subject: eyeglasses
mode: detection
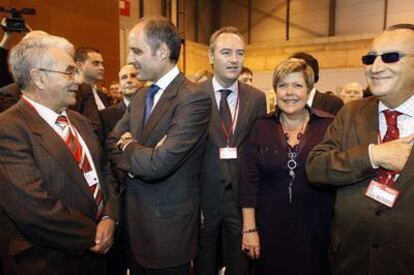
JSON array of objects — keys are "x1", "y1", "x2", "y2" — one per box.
[
  {"x1": 38, "y1": 67, "x2": 79, "y2": 78},
  {"x1": 361, "y1": 52, "x2": 414, "y2": 65}
]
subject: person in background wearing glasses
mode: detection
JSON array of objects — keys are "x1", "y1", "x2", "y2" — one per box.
[
  {"x1": 0, "y1": 35, "x2": 119, "y2": 274},
  {"x1": 306, "y1": 24, "x2": 414, "y2": 274},
  {"x1": 240, "y1": 58, "x2": 335, "y2": 275}
]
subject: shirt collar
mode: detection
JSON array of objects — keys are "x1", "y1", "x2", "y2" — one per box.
[
  {"x1": 22, "y1": 95, "x2": 68, "y2": 127},
  {"x1": 123, "y1": 97, "x2": 131, "y2": 107},
  {"x1": 212, "y1": 76, "x2": 239, "y2": 95},
  {"x1": 153, "y1": 65, "x2": 180, "y2": 91},
  {"x1": 306, "y1": 87, "x2": 317, "y2": 106},
  {"x1": 378, "y1": 93, "x2": 414, "y2": 118}
]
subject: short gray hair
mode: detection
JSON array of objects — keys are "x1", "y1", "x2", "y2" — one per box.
[{"x1": 9, "y1": 35, "x2": 75, "y2": 89}]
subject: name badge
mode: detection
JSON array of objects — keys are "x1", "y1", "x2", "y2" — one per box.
[
  {"x1": 365, "y1": 180, "x2": 399, "y2": 208},
  {"x1": 84, "y1": 170, "x2": 99, "y2": 187},
  {"x1": 219, "y1": 147, "x2": 237, "y2": 159}
]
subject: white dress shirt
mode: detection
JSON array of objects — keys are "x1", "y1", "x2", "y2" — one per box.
[
  {"x1": 151, "y1": 65, "x2": 180, "y2": 111},
  {"x1": 212, "y1": 76, "x2": 240, "y2": 132},
  {"x1": 23, "y1": 95, "x2": 100, "y2": 185}
]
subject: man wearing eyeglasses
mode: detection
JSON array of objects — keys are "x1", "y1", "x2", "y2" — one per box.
[
  {"x1": 306, "y1": 24, "x2": 414, "y2": 274},
  {"x1": 0, "y1": 35, "x2": 118, "y2": 274}
]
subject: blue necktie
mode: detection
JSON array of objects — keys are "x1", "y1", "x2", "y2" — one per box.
[{"x1": 143, "y1": 84, "x2": 160, "y2": 125}]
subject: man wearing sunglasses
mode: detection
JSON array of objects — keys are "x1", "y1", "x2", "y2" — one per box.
[{"x1": 306, "y1": 24, "x2": 414, "y2": 274}]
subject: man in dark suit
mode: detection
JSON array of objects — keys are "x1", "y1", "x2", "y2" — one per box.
[
  {"x1": 195, "y1": 27, "x2": 266, "y2": 275},
  {"x1": 0, "y1": 35, "x2": 118, "y2": 274},
  {"x1": 306, "y1": 24, "x2": 414, "y2": 274},
  {"x1": 101, "y1": 64, "x2": 144, "y2": 138},
  {"x1": 0, "y1": 82, "x2": 20, "y2": 112},
  {"x1": 291, "y1": 52, "x2": 344, "y2": 115},
  {"x1": 75, "y1": 47, "x2": 110, "y2": 110},
  {"x1": 70, "y1": 47, "x2": 110, "y2": 141},
  {"x1": 0, "y1": 27, "x2": 14, "y2": 88},
  {"x1": 106, "y1": 16, "x2": 211, "y2": 275}
]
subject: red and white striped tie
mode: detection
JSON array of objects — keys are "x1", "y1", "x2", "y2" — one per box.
[{"x1": 56, "y1": 115, "x2": 104, "y2": 220}]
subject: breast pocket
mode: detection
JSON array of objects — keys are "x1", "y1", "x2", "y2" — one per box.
[{"x1": 258, "y1": 146, "x2": 279, "y2": 164}]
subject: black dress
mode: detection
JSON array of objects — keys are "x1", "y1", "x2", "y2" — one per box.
[{"x1": 240, "y1": 108, "x2": 335, "y2": 275}]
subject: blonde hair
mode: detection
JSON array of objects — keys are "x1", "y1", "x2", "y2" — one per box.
[{"x1": 272, "y1": 58, "x2": 314, "y2": 92}]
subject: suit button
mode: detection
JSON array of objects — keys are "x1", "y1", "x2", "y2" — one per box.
[
  {"x1": 375, "y1": 209, "x2": 383, "y2": 216},
  {"x1": 225, "y1": 182, "x2": 232, "y2": 190}
]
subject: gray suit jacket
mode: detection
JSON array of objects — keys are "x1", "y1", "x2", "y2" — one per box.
[
  {"x1": 306, "y1": 96, "x2": 414, "y2": 274},
  {"x1": 198, "y1": 80, "x2": 266, "y2": 208},
  {"x1": 0, "y1": 100, "x2": 118, "y2": 274},
  {"x1": 106, "y1": 72, "x2": 211, "y2": 268}
]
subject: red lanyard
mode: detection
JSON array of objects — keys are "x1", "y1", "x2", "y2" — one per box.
[{"x1": 220, "y1": 94, "x2": 239, "y2": 145}]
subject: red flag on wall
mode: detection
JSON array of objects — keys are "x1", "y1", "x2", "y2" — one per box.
[{"x1": 120, "y1": 0, "x2": 130, "y2": 17}]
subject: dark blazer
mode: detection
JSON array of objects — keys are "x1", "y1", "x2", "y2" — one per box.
[
  {"x1": 97, "y1": 89, "x2": 111, "y2": 107},
  {"x1": 0, "y1": 100, "x2": 118, "y2": 274},
  {"x1": 199, "y1": 80, "x2": 267, "y2": 208},
  {"x1": 70, "y1": 83, "x2": 109, "y2": 142},
  {"x1": 101, "y1": 101, "x2": 127, "y2": 138},
  {"x1": 106, "y1": 72, "x2": 211, "y2": 269},
  {"x1": 0, "y1": 82, "x2": 20, "y2": 113},
  {"x1": 312, "y1": 90, "x2": 344, "y2": 115},
  {"x1": 306, "y1": 96, "x2": 414, "y2": 274},
  {"x1": 0, "y1": 47, "x2": 13, "y2": 88}
]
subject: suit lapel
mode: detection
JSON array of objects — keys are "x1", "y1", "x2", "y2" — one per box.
[
  {"x1": 354, "y1": 97, "x2": 379, "y2": 146},
  {"x1": 139, "y1": 74, "x2": 183, "y2": 142},
  {"x1": 233, "y1": 83, "x2": 253, "y2": 147},
  {"x1": 312, "y1": 91, "x2": 323, "y2": 109},
  {"x1": 129, "y1": 91, "x2": 146, "y2": 140},
  {"x1": 206, "y1": 80, "x2": 227, "y2": 146},
  {"x1": 18, "y1": 101, "x2": 95, "y2": 204}
]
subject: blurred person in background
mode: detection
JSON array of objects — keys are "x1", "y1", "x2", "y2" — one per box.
[
  {"x1": 192, "y1": 69, "x2": 213, "y2": 84},
  {"x1": 108, "y1": 81, "x2": 122, "y2": 105},
  {"x1": 340, "y1": 82, "x2": 364, "y2": 104},
  {"x1": 238, "y1": 66, "x2": 253, "y2": 86}
]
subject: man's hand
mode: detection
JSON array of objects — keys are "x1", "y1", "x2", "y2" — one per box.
[
  {"x1": 89, "y1": 218, "x2": 116, "y2": 254},
  {"x1": 0, "y1": 18, "x2": 12, "y2": 49},
  {"x1": 371, "y1": 134, "x2": 414, "y2": 171},
  {"x1": 116, "y1": 132, "x2": 134, "y2": 151}
]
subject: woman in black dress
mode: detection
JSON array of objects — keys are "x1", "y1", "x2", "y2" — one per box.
[{"x1": 240, "y1": 58, "x2": 335, "y2": 275}]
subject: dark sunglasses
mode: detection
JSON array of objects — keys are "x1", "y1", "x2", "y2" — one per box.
[{"x1": 361, "y1": 52, "x2": 414, "y2": 65}]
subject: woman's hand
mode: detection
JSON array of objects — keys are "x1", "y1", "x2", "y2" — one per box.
[{"x1": 242, "y1": 231, "x2": 260, "y2": 259}]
